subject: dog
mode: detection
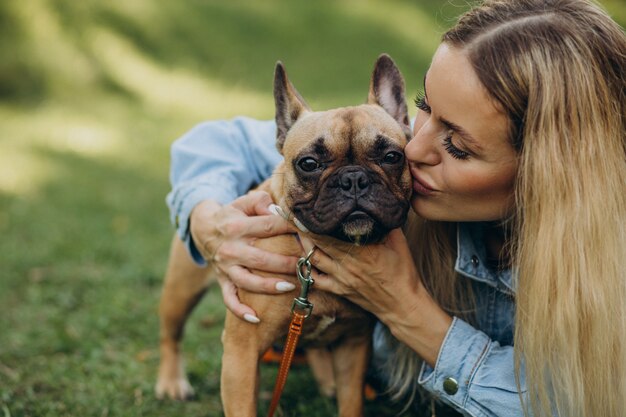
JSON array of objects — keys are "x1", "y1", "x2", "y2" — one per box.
[{"x1": 156, "y1": 54, "x2": 413, "y2": 417}]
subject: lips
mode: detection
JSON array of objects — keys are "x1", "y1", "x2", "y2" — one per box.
[{"x1": 411, "y1": 172, "x2": 436, "y2": 196}]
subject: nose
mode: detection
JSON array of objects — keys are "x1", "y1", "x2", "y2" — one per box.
[
  {"x1": 406, "y1": 118, "x2": 441, "y2": 166},
  {"x1": 339, "y1": 169, "x2": 370, "y2": 193}
]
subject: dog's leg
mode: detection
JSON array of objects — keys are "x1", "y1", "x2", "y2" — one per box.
[
  {"x1": 156, "y1": 234, "x2": 213, "y2": 400},
  {"x1": 220, "y1": 310, "x2": 276, "y2": 417},
  {"x1": 307, "y1": 347, "x2": 336, "y2": 397},
  {"x1": 332, "y1": 336, "x2": 371, "y2": 417}
]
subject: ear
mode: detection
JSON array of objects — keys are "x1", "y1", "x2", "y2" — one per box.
[
  {"x1": 274, "y1": 62, "x2": 311, "y2": 153},
  {"x1": 367, "y1": 54, "x2": 412, "y2": 140}
]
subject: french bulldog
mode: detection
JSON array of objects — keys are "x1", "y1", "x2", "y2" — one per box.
[{"x1": 156, "y1": 54, "x2": 413, "y2": 417}]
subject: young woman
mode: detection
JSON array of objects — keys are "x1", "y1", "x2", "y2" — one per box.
[{"x1": 165, "y1": 1, "x2": 626, "y2": 415}]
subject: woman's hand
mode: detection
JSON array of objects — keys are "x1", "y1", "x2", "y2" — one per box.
[
  {"x1": 300, "y1": 229, "x2": 452, "y2": 365},
  {"x1": 190, "y1": 191, "x2": 299, "y2": 321},
  {"x1": 299, "y1": 229, "x2": 421, "y2": 320}
]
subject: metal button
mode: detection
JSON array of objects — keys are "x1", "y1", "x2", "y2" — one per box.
[
  {"x1": 443, "y1": 377, "x2": 459, "y2": 395},
  {"x1": 470, "y1": 255, "x2": 479, "y2": 267}
]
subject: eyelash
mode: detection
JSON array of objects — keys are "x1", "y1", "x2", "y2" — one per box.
[
  {"x1": 414, "y1": 91, "x2": 470, "y2": 161},
  {"x1": 443, "y1": 134, "x2": 470, "y2": 160},
  {"x1": 414, "y1": 91, "x2": 430, "y2": 113}
]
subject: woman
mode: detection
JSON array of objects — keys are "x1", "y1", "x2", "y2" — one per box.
[{"x1": 166, "y1": 1, "x2": 626, "y2": 415}]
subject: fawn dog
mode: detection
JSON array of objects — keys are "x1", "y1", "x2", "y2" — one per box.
[{"x1": 157, "y1": 54, "x2": 412, "y2": 416}]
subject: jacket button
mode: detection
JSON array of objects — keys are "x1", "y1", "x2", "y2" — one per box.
[
  {"x1": 443, "y1": 377, "x2": 459, "y2": 395},
  {"x1": 470, "y1": 255, "x2": 479, "y2": 267},
  {"x1": 175, "y1": 215, "x2": 180, "y2": 228}
]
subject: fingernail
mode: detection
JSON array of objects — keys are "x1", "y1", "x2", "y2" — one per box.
[
  {"x1": 268, "y1": 204, "x2": 289, "y2": 220},
  {"x1": 275, "y1": 281, "x2": 296, "y2": 292},
  {"x1": 293, "y1": 217, "x2": 309, "y2": 233},
  {"x1": 268, "y1": 204, "x2": 280, "y2": 215},
  {"x1": 243, "y1": 313, "x2": 260, "y2": 324}
]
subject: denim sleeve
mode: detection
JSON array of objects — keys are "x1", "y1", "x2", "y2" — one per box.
[
  {"x1": 165, "y1": 117, "x2": 282, "y2": 264},
  {"x1": 418, "y1": 318, "x2": 527, "y2": 417}
]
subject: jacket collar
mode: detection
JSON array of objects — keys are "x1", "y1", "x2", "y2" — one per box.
[{"x1": 454, "y1": 222, "x2": 516, "y2": 295}]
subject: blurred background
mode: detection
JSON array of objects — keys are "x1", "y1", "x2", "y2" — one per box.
[{"x1": 1, "y1": 1, "x2": 624, "y2": 416}]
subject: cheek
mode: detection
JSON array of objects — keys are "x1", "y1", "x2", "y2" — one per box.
[{"x1": 443, "y1": 163, "x2": 516, "y2": 199}]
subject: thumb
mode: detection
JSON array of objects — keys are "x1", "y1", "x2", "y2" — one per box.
[{"x1": 385, "y1": 228, "x2": 411, "y2": 253}]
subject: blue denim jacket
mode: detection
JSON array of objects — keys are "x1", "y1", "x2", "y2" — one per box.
[{"x1": 166, "y1": 118, "x2": 527, "y2": 417}]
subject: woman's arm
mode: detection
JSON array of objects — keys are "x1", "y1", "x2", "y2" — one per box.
[
  {"x1": 417, "y1": 318, "x2": 526, "y2": 417},
  {"x1": 166, "y1": 116, "x2": 282, "y2": 261},
  {"x1": 166, "y1": 117, "x2": 299, "y2": 318}
]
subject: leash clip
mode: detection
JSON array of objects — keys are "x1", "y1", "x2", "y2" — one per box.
[{"x1": 291, "y1": 247, "x2": 316, "y2": 318}]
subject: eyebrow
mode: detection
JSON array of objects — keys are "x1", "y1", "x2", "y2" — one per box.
[
  {"x1": 423, "y1": 73, "x2": 484, "y2": 153},
  {"x1": 440, "y1": 118, "x2": 483, "y2": 152}
]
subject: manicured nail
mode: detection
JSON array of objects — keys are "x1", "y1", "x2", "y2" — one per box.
[
  {"x1": 243, "y1": 314, "x2": 260, "y2": 324},
  {"x1": 275, "y1": 281, "x2": 296, "y2": 292},
  {"x1": 268, "y1": 204, "x2": 280, "y2": 215},
  {"x1": 293, "y1": 217, "x2": 309, "y2": 233},
  {"x1": 268, "y1": 204, "x2": 289, "y2": 220}
]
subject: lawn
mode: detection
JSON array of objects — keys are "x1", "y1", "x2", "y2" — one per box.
[{"x1": 1, "y1": 1, "x2": 624, "y2": 416}]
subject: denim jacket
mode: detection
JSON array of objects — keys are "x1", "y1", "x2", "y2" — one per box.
[{"x1": 166, "y1": 118, "x2": 527, "y2": 417}]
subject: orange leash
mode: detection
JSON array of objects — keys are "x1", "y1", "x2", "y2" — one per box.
[
  {"x1": 266, "y1": 311, "x2": 306, "y2": 417},
  {"x1": 266, "y1": 247, "x2": 316, "y2": 417}
]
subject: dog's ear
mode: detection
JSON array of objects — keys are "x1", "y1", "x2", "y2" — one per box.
[
  {"x1": 367, "y1": 54, "x2": 412, "y2": 140},
  {"x1": 274, "y1": 62, "x2": 311, "y2": 153}
]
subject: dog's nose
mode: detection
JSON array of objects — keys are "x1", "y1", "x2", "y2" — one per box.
[{"x1": 340, "y1": 170, "x2": 370, "y2": 192}]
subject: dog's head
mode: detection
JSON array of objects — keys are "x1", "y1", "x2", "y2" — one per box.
[{"x1": 271, "y1": 55, "x2": 413, "y2": 244}]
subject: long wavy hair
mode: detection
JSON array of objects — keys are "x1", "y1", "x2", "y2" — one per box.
[{"x1": 394, "y1": 1, "x2": 626, "y2": 416}]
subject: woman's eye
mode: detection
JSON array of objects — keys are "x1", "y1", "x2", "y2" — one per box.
[
  {"x1": 298, "y1": 157, "x2": 320, "y2": 172},
  {"x1": 443, "y1": 134, "x2": 470, "y2": 160},
  {"x1": 414, "y1": 91, "x2": 431, "y2": 113},
  {"x1": 382, "y1": 151, "x2": 403, "y2": 164}
]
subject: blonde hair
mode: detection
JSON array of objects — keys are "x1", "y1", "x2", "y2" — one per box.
[{"x1": 396, "y1": 1, "x2": 626, "y2": 416}]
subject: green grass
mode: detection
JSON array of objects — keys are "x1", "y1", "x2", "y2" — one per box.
[{"x1": 0, "y1": 1, "x2": 624, "y2": 416}]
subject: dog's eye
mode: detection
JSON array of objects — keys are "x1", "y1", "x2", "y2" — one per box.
[
  {"x1": 298, "y1": 157, "x2": 320, "y2": 172},
  {"x1": 382, "y1": 151, "x2": 403, "y2": 164}
]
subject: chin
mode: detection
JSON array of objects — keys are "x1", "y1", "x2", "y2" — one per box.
[
  {"x1": 329, "y1": 220, "x2": 389, "y2": 245},
  {"x1": 411, "y1": 197, "x2": 456, "y2": 222},
  {"x1": 410, "y1": 196, "x2": 437, "y2": 220},
  {"x1": 411, "y1": 197, "x2": 513, "y2": 223}
]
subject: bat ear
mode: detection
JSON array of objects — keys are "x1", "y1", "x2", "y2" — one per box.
[
  {"x1": 274, "y1": 62, "x2": 311, "y2": 154},
  {"x1": 367, "y1": 54, "x2": 411, "y2": 140}
]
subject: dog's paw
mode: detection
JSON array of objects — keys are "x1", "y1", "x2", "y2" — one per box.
[{"x1": 155, "y1": 376, "x2": 195, "y2": 400}]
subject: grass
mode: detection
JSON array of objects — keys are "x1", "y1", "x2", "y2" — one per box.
[{"x1": 0, "y1": 1, "x2": 624, "y2": 416}]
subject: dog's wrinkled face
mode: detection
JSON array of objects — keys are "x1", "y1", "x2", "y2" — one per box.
[
  {"x1": 283, "y1": 107, "x2": 411, "y2": 243},
  {"x1": 273, "y1": 55, "x2": 413, "y2": 244}
]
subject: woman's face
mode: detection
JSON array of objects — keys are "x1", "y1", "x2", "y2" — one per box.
[{"x1": 407, "y1": 43, "x2": 518, "y2": 222}]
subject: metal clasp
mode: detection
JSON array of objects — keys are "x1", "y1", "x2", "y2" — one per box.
[{"x1": 291, "y1": 247, "x2": 316, "y2": 317}]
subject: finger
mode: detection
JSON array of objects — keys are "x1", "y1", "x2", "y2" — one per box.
[
  {"x1": 309, "y1": 269, "x2": 344, "y2": 296},
  {"x1": 240, "y1": 246, "x2": 299, "y2": 274},
  {"x1": 231, "y1": 191, "x2": 273, "y2": 216},
  {"x1": 298, "y1": 234, "x2": 340, "y2": 275},
  {"x1": 385, "y1": 228, "x2": 410, "y2": 249},
  {"x1": 226, "y1": 265, "x2": 297, "y2": 294},
  {"x1": 217, "y1": 277, "x2": 260, "y2": 323},
  {"x1": 239, "y1": 214, "x2": 298, "y2": 237},
  {"x1": 216, "y1": 241, "x2": 298, "y2": 274}
]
